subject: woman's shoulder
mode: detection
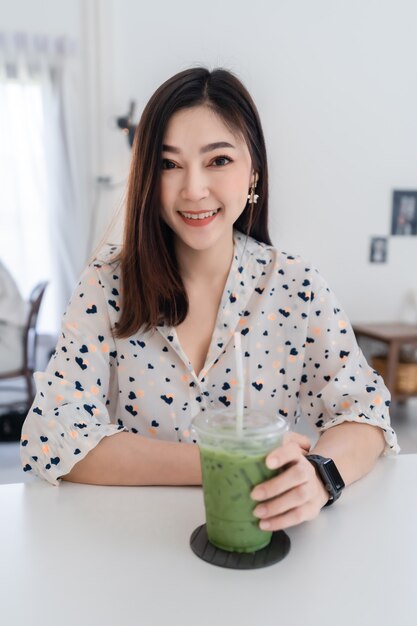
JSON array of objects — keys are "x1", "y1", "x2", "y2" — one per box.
[
  {"x1": 238, "y1": 232, "x2": 324, "y2": 285},
  {"x1": 73, "y1": 244, "x2": 122, "y2": 293},
  {"x1": 91, "y1": 243, "x2": 122, "y2": 268},
  {"x1": 67, "y1": 244, "x2": 123, "y2": 312}
]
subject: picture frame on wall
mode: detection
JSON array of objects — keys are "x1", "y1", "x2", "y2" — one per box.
[
  {"x1": 391, "y1": 190, "x2": 417, "y2": 235},
  {"x1": 369, "y1": 237, "x2": 388, "y2": 263}
]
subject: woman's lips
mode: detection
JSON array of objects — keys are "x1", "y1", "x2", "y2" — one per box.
[{"x1": 178, "y1": 209, "x2": 220, "y2": 228}]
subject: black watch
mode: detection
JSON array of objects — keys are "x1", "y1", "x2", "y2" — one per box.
[{"x1": 306, "y1": 454, "x2": 345, "y2": 507}]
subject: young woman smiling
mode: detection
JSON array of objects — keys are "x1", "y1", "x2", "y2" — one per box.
[{"x1": 21, "y1": 67, "x2": 399, "y2": 532}]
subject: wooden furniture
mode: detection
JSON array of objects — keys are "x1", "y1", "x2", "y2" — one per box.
[
  {"x1": 353, "y1": 322, "x2": 417, "y2": 402},
  {"x1": 0, "y1": 456, "x2": 416, "y2": 626},
  {"x1": 0, "y1": 281, "x2": 48, "y2": 413}
]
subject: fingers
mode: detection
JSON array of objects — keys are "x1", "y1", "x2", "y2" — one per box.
[
  {"x1": 252, "y1": 462, "x2": 325, "y2": 531},
  {"x1": 251, "y1": 455, "x2": 315, "y2": 502},
  {"x1": 257, "y1": 502, "x2": 320, "y2": 531},
  {"x1": 263, "y1": 438, "x2": 310, "y2": 474},
  {"x1": 249, "y1": 433, "x2": 326, "y2": 531},
  {"x1": 282, "y1": 431, "x2": 311, "y2": 453},
  {"x1": 253, "y1": 475, "x2": 312, "y2": 517}
]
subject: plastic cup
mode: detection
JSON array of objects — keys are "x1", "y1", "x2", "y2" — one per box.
[{"x1": 192, "y1": 409, "x2": 288, "y2": 553}]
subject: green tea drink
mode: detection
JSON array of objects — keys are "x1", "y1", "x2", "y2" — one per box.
[
  {"x1": 200, "y1": 446, "x2": 276, "y2": 552},
  {"x1": 192, "y1": 411, "x2": 288, "y2": 553}
]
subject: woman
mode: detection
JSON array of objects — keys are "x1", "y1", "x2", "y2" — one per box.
[{"x1": 21, "y1": 67, "x2": 399, "y2": 532}]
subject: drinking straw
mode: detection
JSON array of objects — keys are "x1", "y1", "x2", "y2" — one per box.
[{"x1": 234, "y1": 331, "x2": 244, "y2": 437}]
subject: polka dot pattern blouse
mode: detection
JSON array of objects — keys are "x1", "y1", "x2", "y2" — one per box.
[{"x1": 20, "y1": 231, "x2": 399, "y2": 485}]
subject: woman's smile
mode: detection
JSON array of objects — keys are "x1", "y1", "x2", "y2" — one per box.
[{"x1": 177, "y1": 208, "x2": 221, "y2": 227}]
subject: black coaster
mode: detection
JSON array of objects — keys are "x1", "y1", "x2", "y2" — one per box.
[{"x1": 190, "y1": 524, "x2": 290, "y2": 569}]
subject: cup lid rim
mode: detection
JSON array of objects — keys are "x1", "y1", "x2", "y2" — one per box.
[{"x1": 192, "y1": 410, "x2": 289, "y2": 440}]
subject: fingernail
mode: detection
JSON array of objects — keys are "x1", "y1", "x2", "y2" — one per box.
[
  {"x1": 253, "y1": 505, "x2": 267, "y2": 518},
  {"x1": 260, "y1": 520, "x2": 271, "y2": 530},
  {"x1": 266, "y1": 457, "x2": 279, "y2": 469},
  {"x1": 251, "y1": 488, "x2": 265, "y2": 501}
]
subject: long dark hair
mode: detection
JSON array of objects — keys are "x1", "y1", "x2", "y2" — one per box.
[{"x1": 115, "y1": 67, "x2": 271, "y2": 337}]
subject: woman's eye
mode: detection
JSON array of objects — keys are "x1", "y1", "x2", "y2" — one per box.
[
  {"x1": 212, "y1": 156, "x2": 232, "y2": 167},
  {"x1": 161, "y1": 159, "x2": 177, "y2": 170},
  {"x1": 161, "y1": 156, "x2": 232, "y2": 169}
]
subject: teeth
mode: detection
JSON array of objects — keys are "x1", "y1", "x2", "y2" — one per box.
[{"x1": 180, "y1": 209, "x2": 219, "y2": 220}]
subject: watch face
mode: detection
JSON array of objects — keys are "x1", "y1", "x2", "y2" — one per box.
[
  {"x1": 323, "y1": 458, "x2": 345, "y2": 493},
  {"x1": 306, "y1": 454, "x2": 345, "y2": 505}
]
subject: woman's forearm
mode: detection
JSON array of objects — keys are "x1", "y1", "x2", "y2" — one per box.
[
  {"x1": 61, "y1": 421, "x2": 385, "y2": 488},
  {"x1": 61, "y1": 432, "x2": 202, "y2": 486},
  {"x1": 311, "y1": 421, "x2": 386, "y2": 486}
]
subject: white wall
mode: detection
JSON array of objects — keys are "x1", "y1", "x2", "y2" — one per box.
[
  {"x1": 91, "y1": 0, "x2": 417, "y2": 324},
  {"x1": 0, "y1": 0, "x2": 80, "y2": 32},
  {"x1": 2, "y1": 0, "x2": 417, "y2": 323}
]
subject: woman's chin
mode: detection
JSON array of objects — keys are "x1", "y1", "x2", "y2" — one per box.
[{"x1": 173, "y1": 223, "x2": 233, "y2": 253}]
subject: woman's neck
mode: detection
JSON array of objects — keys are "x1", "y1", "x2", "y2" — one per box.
[{"x1": 175, "y1": 230, "x2": 234, "y2": 287}]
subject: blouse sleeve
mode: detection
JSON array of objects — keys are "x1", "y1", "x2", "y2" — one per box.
[
  {"x1": 20, "y1": 260, "x2": 126, "y2": 485},
  {"x1": 299, "y1": 279, "x2": 400, "y2": 455}
]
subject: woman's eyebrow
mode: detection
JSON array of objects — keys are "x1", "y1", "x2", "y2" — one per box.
[{"x1": 161, "y1": 141, "x2": 236, "y2": 154}]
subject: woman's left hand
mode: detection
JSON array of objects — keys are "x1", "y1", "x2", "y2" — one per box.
[{"x1": 251, "y1": 432, "x2": 330, "y2": 531}]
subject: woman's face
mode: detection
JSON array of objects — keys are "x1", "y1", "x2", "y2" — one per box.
[{"x1": 160, "y1": 105, "x2": 255, "y2": 252}]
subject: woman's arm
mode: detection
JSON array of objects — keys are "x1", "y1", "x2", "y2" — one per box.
[
  {"x1": 20, "y1": 257, "x2": 125, "y2": 485},
  {"x1": 251, "y1": 422, "x2": 385, "y2": 531},
  {"x1": 62, "y1": 431, "x2": 202, "y2": 486},
  {"x1": 249, "y1": 271, "x2": 398, "y2": 530},
  {"x1": 311, "y1": 421, "x2": 385, "y2": 485}
]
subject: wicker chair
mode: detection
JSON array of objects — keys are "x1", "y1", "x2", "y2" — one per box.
[{"x1": 0, "y1": 281, "x2": 48, "y2": 414}]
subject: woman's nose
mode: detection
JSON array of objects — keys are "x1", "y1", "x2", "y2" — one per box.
[{"x1": 180, "y1": 167, "x2": 209, "y2": 201}]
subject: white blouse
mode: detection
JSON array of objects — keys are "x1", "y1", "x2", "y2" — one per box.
[{"x1": 20, "y1": 231, "x2": 399, "y2": 484}]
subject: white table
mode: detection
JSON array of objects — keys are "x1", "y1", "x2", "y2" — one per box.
[{"x1": 1, "y1": 455, "x2": 416, "y2": 626}]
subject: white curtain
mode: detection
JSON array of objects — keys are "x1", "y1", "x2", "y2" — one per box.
[{"x1": 0, "y1": 32, "x2": 91, "y2": 333}]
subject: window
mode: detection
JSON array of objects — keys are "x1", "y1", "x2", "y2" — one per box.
[
  {"x1": 0, "y1": 76, "x2": 54, "y2": 332},
  {"x1": 1, "y1": 33, "x2": 91, "y2": 336}
]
